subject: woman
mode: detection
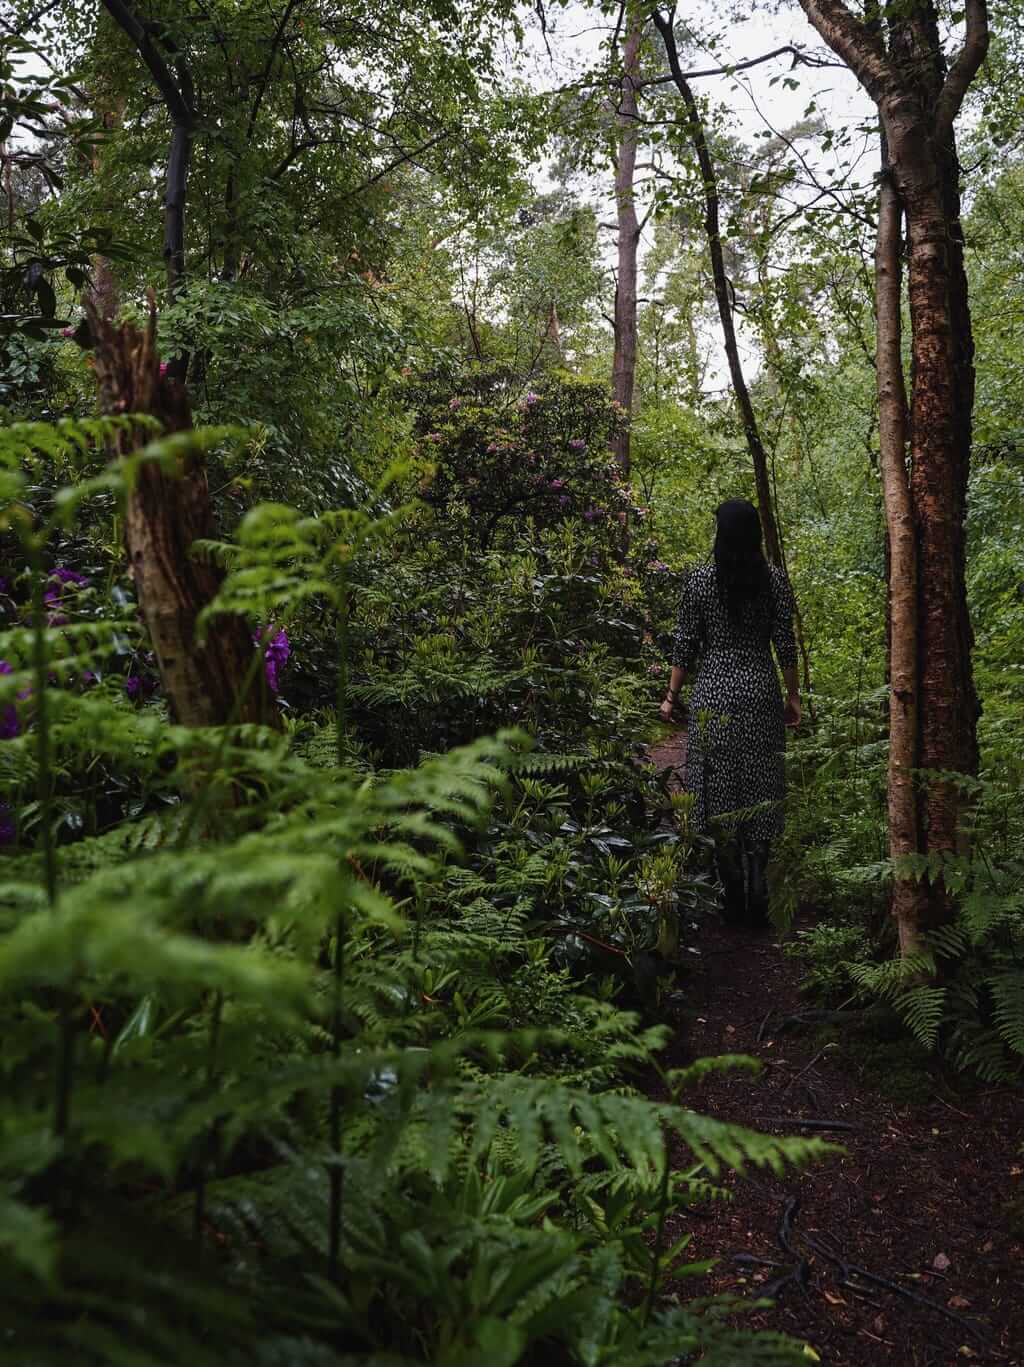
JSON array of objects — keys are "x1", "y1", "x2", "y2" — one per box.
[{"x1": 660, "y1": 499, "x2": 800, "y2": 927}]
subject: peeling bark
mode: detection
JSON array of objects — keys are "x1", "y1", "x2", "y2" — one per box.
[
  {"x1": 875, "y1": 141, "x2": 923, "y2": 955},
  {"x1": 798, "y1": 0, "x2": 986, "y2": 946}
]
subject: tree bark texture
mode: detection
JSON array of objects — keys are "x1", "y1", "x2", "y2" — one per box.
[
  {"x1": 610, "y1": 22, "x2": 642, "y2": 478},
  {"x1": 798, "y1": 0, "x2": 986, "y2": 942},
  {"x1": 653, "y1": 9, "x2": 783, "y2": 566},
  {"x1": 875, "y1": 139, "x2": 924, "y2": 955},
  {"x1": 87, "y1": 299, "x2": 270, "y2": 729}
]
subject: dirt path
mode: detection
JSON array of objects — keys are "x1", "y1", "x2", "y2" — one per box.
[{"x1": 648, "y1": 729, "x2": 1023, "y2": 1367}]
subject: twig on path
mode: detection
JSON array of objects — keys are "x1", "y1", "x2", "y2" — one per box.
[
  {"x1": 757, "y1": 1116, "x2": 859, "y2": 1132},
  {"x1": 774, "y1": 1008, "x2": 863, "y2": 1033},
  {"x1": 777, "y1": 1042, "x2": 837, "y2": 1100},
  {"x1": 756, "y1": 1008, "x2": 774, "y2": 1042}
]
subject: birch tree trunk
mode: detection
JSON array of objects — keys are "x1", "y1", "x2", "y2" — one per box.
[
  {"x1": 610, "y1": 21, "x2": 642, "y2": 478},
  {"x1": 797, "y1": 0, "x2": 987, "y2": 948}
]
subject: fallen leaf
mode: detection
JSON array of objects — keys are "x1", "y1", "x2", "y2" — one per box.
[
  {"x1": 823, "y1": 1291, "x2": 846, "y2": 1306},
  {"x1": 725, "y1": 1024, "x2": 736, "y2": 1034},
  {"x1": 948, "y1": 1295, "x2": 971, "y2": 1309},
  {"x1": 873, "y1": 1316, "x2": 885, "y2": 1335},
  {"x1": 933, "y1": 1252, "x2": 951, "y2": 1271},
  {"x1": 981, "y1": 1240, "x2": 994, "y2": 1253}
]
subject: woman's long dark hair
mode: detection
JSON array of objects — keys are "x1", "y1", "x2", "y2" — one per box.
[{"x1": 713, "y1": 499, "x2": 769, "y2": 617}]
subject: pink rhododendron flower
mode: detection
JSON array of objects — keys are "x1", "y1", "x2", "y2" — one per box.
[
  {"x1": 449, "y1": 397, "x2": 462, "y2": 410},
  {"x1": 159, "y1": 362, "x2": 170, "y2": 376}
]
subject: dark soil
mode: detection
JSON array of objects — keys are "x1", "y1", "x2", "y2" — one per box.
[{"x1": 647, "y1": 728, "x2": 1024, "y2": 1367}]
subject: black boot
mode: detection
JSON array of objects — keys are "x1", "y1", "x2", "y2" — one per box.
[
  {"x1": 745, "y1": 841, "x2": 771, "y2": 929},
  {"x1": 717, "y1": 840, "x2": 747, "y2": 927}
]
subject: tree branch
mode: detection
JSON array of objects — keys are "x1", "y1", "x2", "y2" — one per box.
[
  {"x1": 935, "y1": 0, "x2": 989, "y2": 136},
  {"x1": 639, "y1": 43, "x2": 843, "y2": 89},
  {"x1": 99, "y1": 0, "x2": 193, "y2": 128},
  {"x1": 794, "y1": 0, "x2": 894, "y2": 103}
]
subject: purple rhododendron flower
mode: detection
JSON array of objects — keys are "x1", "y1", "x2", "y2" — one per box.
[
  {"x1": 583, "y1": 507, "x2": 600, "y2": 522},
  {"x1": 61, "y1": 326, "x2": 75, "y2": 339},
  {"x1": 125, "y1": 676, "x2": 142, "y2": 699},
  {"x1": 254, "y1": 627, "x2": 290, "y2": 694},
  {"x1": 50, "y1": 567, "x2": 90, "y2": 588},
  {"x1": 558, "y1": 495, "x2": 570, "y2": 509},
  {"x1": 569, "y1": 438, "x2": 586, "y2": 451},
  {"x1": 0, "y1": 577, "x2": 11, "y2": 596},
  {"x1": 548, "y1": 479, "x2": 565, "y2": 491},
  {"x1": 159, "y1": 361, "x2": 169, "y2": 376},
  {"x1": 43, "y1": 588, "x2": 68, "y2": 627},
  {"x1": 647, "y1": 559, "x2": 670, "y2": 573},
  {"x1": 525, "y1": 392, "x2": 539, "y2": 405},
  {"x1": 0, "y1": 805, "x2": 14, "y2": 845},
  {"x1": 0, "y1": 662, "x2": 17, "y2": 739},
  {"x1": 449, "y1": 397, "x2": 462, "y2": 410}
]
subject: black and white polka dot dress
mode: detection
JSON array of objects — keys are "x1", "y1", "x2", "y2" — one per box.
[{"x1": 670, "y1": 562, "x2": 797, "y2": 842}]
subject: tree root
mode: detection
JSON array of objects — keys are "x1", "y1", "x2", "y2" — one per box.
[{"x1": 739, "y1": 1194, "x2": 995, "y2": 1351}]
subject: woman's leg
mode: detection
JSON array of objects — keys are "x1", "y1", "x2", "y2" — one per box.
[
  {"x1": 745, "y1": 839, "x2": 771, "y2": 928},
  {"x1": 716, "y1": 837, "x2": 747, "y2": 926}
]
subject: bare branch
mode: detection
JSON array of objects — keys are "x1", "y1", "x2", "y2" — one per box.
[
  {"x1": 639, "y1": 44, "x2": 843, "y2": 89},
  {"x1": 936, "y1": 0, "x2": 989, "y2": 136}
]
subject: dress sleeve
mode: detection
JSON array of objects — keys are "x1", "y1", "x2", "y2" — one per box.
[
  {"x1": 670, "y1": 569, "x2": 704, "y2": 670},
  {"x1": 770, "y1": 569, "x2": 798, "y2": 669}
]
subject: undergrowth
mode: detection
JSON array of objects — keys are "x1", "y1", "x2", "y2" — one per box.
[{"x1": 0, "y1": 409, "x2": 829, "y2": 1364}]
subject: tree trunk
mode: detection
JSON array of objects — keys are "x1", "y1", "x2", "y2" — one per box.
[
  {"x1": 899, "y1": 161, "x2": 979, "y2": 907},
  {"x1": 100, "y1": 0, "x2": 194, "y2": 311},
  {"x1": 653, "y1": 10, "x2": 783, "y2": 565},
  {"x1": 610, "y1": 22, "x2": 642, "y2": 478},
  {"x1": 87, "y1": 299, "x2": 270, "y2": 729},
  {"x1": 874, "y1": 138, "x2": 923, "y2": 954},
  {"x1": 797, "y1": 0, "x2": 987, "y2": 947}
]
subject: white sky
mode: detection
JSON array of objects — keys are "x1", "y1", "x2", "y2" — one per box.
[{"x1": 508, "y1": 3, "x2": 877, "y2": 387}]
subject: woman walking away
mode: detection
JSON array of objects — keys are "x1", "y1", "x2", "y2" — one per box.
[{"x1": 660, "y1": 499, "x2": 800, "y2": 928}]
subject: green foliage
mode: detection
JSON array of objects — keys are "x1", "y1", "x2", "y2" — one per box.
[
  {"x1": 783, "y1": 922, "x2": 872, "y2": 1005},
  {"x1": 0, "y1": 415, "x2": 828, "y2": 1363}
]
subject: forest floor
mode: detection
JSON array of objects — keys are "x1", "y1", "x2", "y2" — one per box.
[{"x1": 646, "y1": 728, "x2": 1024, "y2": 1367}]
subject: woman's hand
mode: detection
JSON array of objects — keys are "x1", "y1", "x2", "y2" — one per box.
[
  {"x1": 784, "y1": 694, "x2": 801, "y2": 729},
  {"x1": 659, "y1": 697, "x2": 675, "y2": 723}
]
